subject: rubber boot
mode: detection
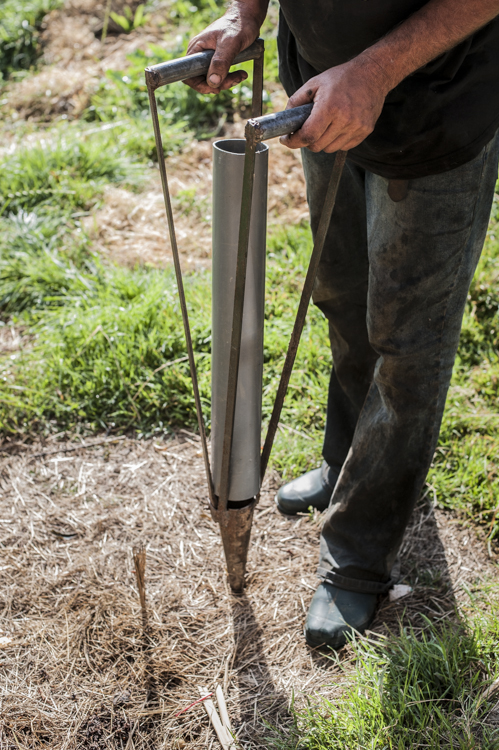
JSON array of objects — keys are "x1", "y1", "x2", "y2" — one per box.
[
  {"x1": 275, "y1": 461, "x2": 339, "y2": 515},
  {"x1": 305, "y1": 581, "x2": 378, "y2": 650}
]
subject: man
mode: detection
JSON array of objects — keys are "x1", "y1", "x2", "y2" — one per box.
[{"x1": 185, "y1": 0, "x2": 499, "y2": 649}]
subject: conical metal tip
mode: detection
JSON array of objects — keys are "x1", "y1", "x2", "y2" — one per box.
[{"x1": 211, "y1": 499, "x2": 256, "y2": 593}]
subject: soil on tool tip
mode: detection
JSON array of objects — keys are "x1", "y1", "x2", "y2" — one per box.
[{"x1": 0, "y1": 434, "x2": 495, "y2": 749}]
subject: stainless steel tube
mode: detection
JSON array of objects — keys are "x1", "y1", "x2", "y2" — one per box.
[{"x1": 212, "y1": 139, "x2": 268, "y2": 502}]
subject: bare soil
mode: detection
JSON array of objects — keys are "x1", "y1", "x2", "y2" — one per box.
[{"x1": 0, "y1": 434, "x2": 496, "y2": 749}]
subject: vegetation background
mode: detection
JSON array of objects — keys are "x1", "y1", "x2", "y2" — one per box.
[{"x1": 1, "y1": 0, "x2": 499, "y2": 747}]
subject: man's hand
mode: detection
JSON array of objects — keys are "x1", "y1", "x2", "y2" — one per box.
[
  {"x1": 280, "y1": 59, "x2": 391, "y2": 153},
  {"x1": 281, "y1": 0, "x2": 499, "y2": 153},
  {"x1": 184, "y1": 1, "x2": 268, "y2": 95}
]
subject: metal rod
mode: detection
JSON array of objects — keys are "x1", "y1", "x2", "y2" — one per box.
[
  {"x1": 246, "y1": 103, "x2": 313, "y2": 142},
  {"x1": 260, "y1": 150, "x2": 347, "y2": 482},
  {"x1": 146, "y1": 82, "x2": 215, "y2": 505},
  {"x1": 145, "y1": 38, "x2": 264, "y2": 90},
  {"x1": 217, "y1": 137, "x2": 257, "y2": 516},
  {"x1": 251, "y1": 52, "x2": 264, "y2": 118}
]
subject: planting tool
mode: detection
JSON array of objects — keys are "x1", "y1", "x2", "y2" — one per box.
[{"x1": 145, "y1": 40, "x2": 346, "y2": 593}]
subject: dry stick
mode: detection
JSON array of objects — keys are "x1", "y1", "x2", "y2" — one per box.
[
  {"x1": 197, "y1": 687, "x2": 232, "y2": 750},
  {"x1": 215, "y1": 684, "x2": 232, "y2": 734},
  {"x1": 133, "y1": 546, "x2": 147, "y2": 619}
]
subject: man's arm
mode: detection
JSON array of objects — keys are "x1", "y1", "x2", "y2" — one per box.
[
  {"x1": 183, "y1": 0, "x2": 269, "y2": 94},
  {"x1": 283, "y1": 0, "x2": 499, "y2": 152}
]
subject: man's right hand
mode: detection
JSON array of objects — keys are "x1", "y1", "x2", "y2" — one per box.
[{"x1": 184, "y1": 1, "x2": 268, "y2": 95}]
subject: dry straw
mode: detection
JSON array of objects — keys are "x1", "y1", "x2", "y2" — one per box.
[{"x1": 0, "y1": 431, "x2": 494, "y2": 749}]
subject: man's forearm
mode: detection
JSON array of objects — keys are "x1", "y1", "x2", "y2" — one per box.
[
  {"x1": 229, "y1": 0, "x2": 269, "y2": 29},
  {"x1": 359, "y1": 0, "x2": 499, "y2": 92}
]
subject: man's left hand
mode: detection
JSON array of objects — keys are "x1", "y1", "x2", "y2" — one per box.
[{"x1": 280, "y1": 58, "x2": 392, "y2": 153}]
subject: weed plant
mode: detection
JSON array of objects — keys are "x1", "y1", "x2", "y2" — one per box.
[{"x1": 0, "y1": 0, "x2": 62, "y2": 82}]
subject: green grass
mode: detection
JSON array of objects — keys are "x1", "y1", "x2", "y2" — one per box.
[
  {"x1": 1, "y1": 203, "x2": 498, "y2": 541},
  {"x1": 0, "y1": 215, "x2": 326, "y2": 441},
  {"x1": 0, "y1": 0, "x2": 63, "y2": 82},
  {"x1": 268, "y1": 601, "x2": 499, "y2": 749},
  {"x1": 0, "y1": 131, "x2": 142, "y2": 216}
]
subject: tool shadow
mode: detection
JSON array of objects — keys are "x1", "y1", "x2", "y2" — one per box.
[{"x1": 228, "y1": 592, "x2": 289, "y2": 743}]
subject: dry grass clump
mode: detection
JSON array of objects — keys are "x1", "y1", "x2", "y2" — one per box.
[
  {"x1": 0, "y1": 433, "x2": 495, "y2": 748},
  {"x1": 3, "y1": 0, "x2": 170, "y2": 122},
  {"x1": 6, "y1": 67, "x2": 100, "y2": 121},
  {"x1": 86, "y1": 135, "x2": 307, "y2": 269}
]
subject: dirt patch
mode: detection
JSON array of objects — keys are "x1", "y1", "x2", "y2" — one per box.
[
  {"x1": 0, "y1": 325, "x2": 25, "y2": 357},
  {"x1": 5, "y1": 66, "x2": 100, "y2": 121},
  {"x1": 86, "y1": 132, "x2": 308, "y2": 269},
  {"x1": 0, "y1": 434, "x2": 496, "y2": 748},
  {"x1": 4, "y1": 0, "x2": 170, "y2": 122}
]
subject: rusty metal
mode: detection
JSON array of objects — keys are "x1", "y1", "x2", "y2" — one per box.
[
  {"x1": 218, "y1": 499, "x2": 257, "y2": 592},
  {"x1": 250, "y1": 51, "x2": 264, "y2": 118},
  {"x1": 246, "y1": 102, "x2": 313, "y2": 142},
  {"x1": 259, "y1": 149, "x2": 347, "y2": 482},
  {"x1": 146, "y1": 81, "x2": 215, "y2": 507}
]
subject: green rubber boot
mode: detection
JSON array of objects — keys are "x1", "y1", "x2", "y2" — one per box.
[{"x1": 305, "y1": 582, "x2": 378, "y2": 650}]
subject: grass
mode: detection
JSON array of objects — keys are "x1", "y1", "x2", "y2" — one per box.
[
  {"x1": 268, "y1": 600, "x2": 499, "y2": 749},
  {"x1": 0, "y1": 0, "x2": 497, "y2": 533},
  {"x1": 0, "y1": 131, "x2": 141, "y2": 216},
  {"x1": 1, "y1": 202, "x2": 498, "y2": 540},
  {"x1": 0, "y1": 0, "x2": 63, "y2": 82}
]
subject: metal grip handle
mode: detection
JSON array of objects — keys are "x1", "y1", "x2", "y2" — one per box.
[
  {"x1": 245, "y1": 103, "x2": 313, "y2": 142},
  {"x1": 145, "y1": 38, "x2": 264, "y2": 90}
]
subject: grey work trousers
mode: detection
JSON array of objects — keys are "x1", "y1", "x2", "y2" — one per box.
[{"x1": 302, "y1": 132, "x2": 499, "y2": 594}]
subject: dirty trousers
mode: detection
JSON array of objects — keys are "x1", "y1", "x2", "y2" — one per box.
[{"x1": 302, "y1": 132, "x2": 499, "y2": 594}]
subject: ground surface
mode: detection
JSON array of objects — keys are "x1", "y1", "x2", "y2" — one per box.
[{"x1": 1, "y1": 434, "x2": 497, "y2": 749}]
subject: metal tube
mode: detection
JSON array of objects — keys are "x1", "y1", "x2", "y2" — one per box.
[{"x1": 211, "y1": 139, "x2": 268, "y2": 503}]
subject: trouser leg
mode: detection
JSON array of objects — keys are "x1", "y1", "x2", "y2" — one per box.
[
  {"x1": 302, "y1": 149, "x2": 377, "y2": 477},
  {"x1": 317, "y1": 131, "x2": 499, "y2": 592}
]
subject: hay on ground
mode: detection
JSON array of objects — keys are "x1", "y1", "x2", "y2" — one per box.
[{"x1": 0, "y1": 434, "x2": 495, "y2": 749}]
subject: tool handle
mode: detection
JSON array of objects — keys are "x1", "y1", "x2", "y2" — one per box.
[
  {"x1": 246, "y1": 103, "x2": 313, "y2": 142},
  {"x1": 145, "y1": 38, "x2": 264, "y2": 90}
]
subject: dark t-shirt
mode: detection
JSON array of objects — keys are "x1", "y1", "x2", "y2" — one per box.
[{"x1": 277, "y1": 0, "x2": 499, "y2": 178}]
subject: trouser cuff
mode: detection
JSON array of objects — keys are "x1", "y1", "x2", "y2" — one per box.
[{"x1": 317, "y1": 566, "x2": 393, "y2": 594}]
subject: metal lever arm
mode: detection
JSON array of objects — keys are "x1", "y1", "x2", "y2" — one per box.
[
  {"x1": 246, "y1": 103, "x2": 313, "y2": 142},
  {"x1": 145, "y1": 38, "x2": 264, "y2": 90}
]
